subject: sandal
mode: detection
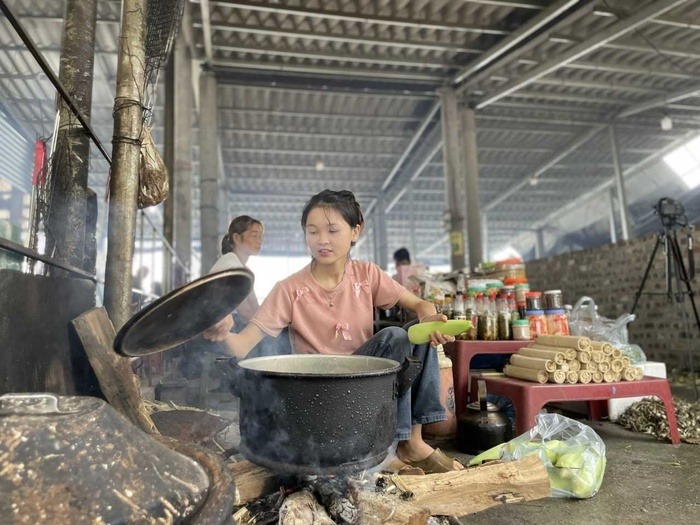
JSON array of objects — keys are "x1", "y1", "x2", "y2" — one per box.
[{"x1": 402, "y1": 448, "x2": 465, "y2": 474}]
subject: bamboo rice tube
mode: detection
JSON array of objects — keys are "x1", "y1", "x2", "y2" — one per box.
[
  {"x1": 504, "y1": 364, "x2": 548, "y2": 384},
  {"x1": 621, "y1": 356, "x2": 631, "y2": 367},
  {"x1": 528, "y1": 344, "x2": 577, "y2": 361},
  {"x1": 578, "y1": 370, "x2": 592, "y2": 384},
  {"x1": 590, "y1": 340, "x2": 614, "y2": 355},
  {"x1": 611, "y1": 359, "x2": 624, "y2": 373},
  {"x1": 566, "y1": 371, "x2": 578, "y2": 384},
  {"x1": 535, "y1": 334, "x2": 591, "y2": 351},
  {"x1": 634, "y1": 367, "x2": 644, "y2": 380},
  {"x1": 591, "y1": 351, "x2": 604, "y2": 363},
  {"x1": 603, "y1": 370, "x2": 616, "y2": 383},
  {"x1": 597, "y1": 361, "x2": 611, "y2": 373},
  {"x1": 557, "y1": 362, "x2": 570, "y2": 373},
  {"x1": 583, "y1": 361, "x2": 598, "y2": 372},
  {"x1": 518, "y1": 347, "x2": 566, "y2": 365},
  {"x1": 622, "y1": 367, "x2": 637, "y2": 381},
  {"x1": 612, "y1": 348, "x2": 622, "y2": 359},
  {"x1": 577, "y1": 351, "x2": 591, "y2": 363},
  {"x1": 510, "y1": 354, "x2": 556, "y2": 373},
  {"x1": 614, "y1": 372, "x2": 622, "y2": 382},
  {"x1": 592, "y1": 371, "x2": 604, "y2": 383},
  {"x1": 548, "y1": 370, "x2": 566, "y2": 384},
  {"x1": 568, "y1": 359, "x2": 581, "y2": 372}
]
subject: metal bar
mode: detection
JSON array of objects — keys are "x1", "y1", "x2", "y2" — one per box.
[
  {"x1": 609, "y1": 124, "x2": 630, "y2": 241},
  {"x1": 475, "y1": 0, "x2": 689, "y2": 110},
  {"x1": 616, "y1": 82, "x2": 700, "y2": 119},
  {"x1": 0, "y1": 0, "x2": 111, "y2": 164},
  {"x1": 218, "y1": 108, "x2": 422, "y2": 123},
  {"x1": 0, "y1": 237, "x2": 96, "y2": 281},
  {"x1": 481, "y1": 212, "x2": 490, "y2": 262},
  {"x1": 218, "y1": 82, "x2": 437, "y2": 100},
  {"x1": 226, "y1": 147, "x2": 401, "y2": 157},
  {"x1": 213, "y1": 0, "x2": 510, "y2": 34},
  {"x1": 385, "y1": 141, "x2": 443, "y2": 213},
  {"x1": 220, "y1": 128, "x2": 412, "y2": 140},
  {"x1": 484, "y1": 125, "x2": 605, "y2": 211},
  {"x1": 381, "y1": 102, "x2": 440, "y2": 192},
  {"x1": 452, "y1": 0, "x2": 580, "y2": 85},
  {"x1": 608, "y1": 189, "x2": 618, "y2": 244}
]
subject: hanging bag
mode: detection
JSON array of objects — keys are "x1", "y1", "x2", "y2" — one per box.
[{"x1": 138, "y1": 126, "x2": 169, "y2": 209}]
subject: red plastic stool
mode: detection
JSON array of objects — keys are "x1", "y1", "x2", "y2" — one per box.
[{"x1": 469, "y1": 375, "x2": 681, "y2": 444}]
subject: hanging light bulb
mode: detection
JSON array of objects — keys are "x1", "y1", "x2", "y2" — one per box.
[{"x1": 315, "y1": 160, "x2": 325, "y2": 171}]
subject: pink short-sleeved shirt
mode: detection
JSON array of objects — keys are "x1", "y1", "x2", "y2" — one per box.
[{"x1": 250, "y1": 260, "x2": 406, "y2": 354}]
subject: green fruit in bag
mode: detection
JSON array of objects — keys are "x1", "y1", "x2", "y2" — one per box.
[
  {"x1": 572, "y1": 469, "x2": 598, "y2": 498},
  {"x1": 468, "y1": 442, "x2": 506, "y2": 466},
  {"x1": 548, "y1": 467, "x2": 572, "y2": 494},
  {"x1": 407, "y1": 320, "x2": 472, "y2": 344}
]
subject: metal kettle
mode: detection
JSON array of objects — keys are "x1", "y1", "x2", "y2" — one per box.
[{"x1": 457, "y1": 380, "x2": 513, "y2": 454}]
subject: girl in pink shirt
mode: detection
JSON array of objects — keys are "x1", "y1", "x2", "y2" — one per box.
[{"x1": 205, "y1": 189, "x2": 462, "y2": 473}]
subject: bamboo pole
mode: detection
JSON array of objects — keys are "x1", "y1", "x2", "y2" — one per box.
[
  {"x1": 603, "y1": 370, "x2": 616, "y2": 383},
  {"x1": 598, "y1": 361, "x2": 611, "y2": 373},
  {"x1": 565, "y1": 371, "x2": 578, "y2": 384},
  {"x1": 568, "y1": 359, "x2": 581, "y2": 372},
  {"x1": 590, "y1": 340, "x2": 613, "y2": 355},
  {"x1": 592, "y1": 371, "x2": 603, "y2": 383},
  {"x1": 577, "y1": 351, "x2": 591, "y2": 363},
  {"x1": 548, "y1": 370, "x2": 566, "y2": 384},
  {"x1": 578, "y1": 370, "x2": 592, "y2": 384},
  {"x1": 621, "y1": 356, "x2": 631, "y2": 367},
  {"x1": 528, "y1": 343, "x2": 577, "y2": 361},
  {"x1": 510, "y1": 354, "x2": 556, "y2": 373},
  {"x1": 519, "y1": 347, "x2": 566, "y2": 365},
  {"x1": 583, "y1": 361, "x2": 598, "y2": 372},
  {"x1": 557, "y1": 362, "x2": 570, "y2": 373},
  {"x1": 611, "y1": 359, "x2": 624, "y2": 373},
  {"x1": 534, "y1": 334, "x2": 591, "y2": 350},
  {"x1": 591, "y1": 351, "x2": 604, "y2": 363},
  {"x1": 612, "y1": 348, "x2": 622, "y2": 359},
  {"x1": 504, "y1": 365, "x2": 548, "y2": 384}
]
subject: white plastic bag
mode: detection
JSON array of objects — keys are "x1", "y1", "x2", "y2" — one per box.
[
  {"x1": 501, "y1": 414, "x2": 607, "y2": 499},
  {"x1": 569, "y1": 296, "x2": 635, "y2": 345}
]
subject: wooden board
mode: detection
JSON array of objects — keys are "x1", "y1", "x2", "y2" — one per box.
[
  {"x1": 228, "y1": 459, "x2": 282, "y2": 505},
  {"x1": 70, "y1": 307, "x2": 156, "y2": 433}
]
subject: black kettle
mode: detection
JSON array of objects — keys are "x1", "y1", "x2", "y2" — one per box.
[{"x1": 457, "y1": 380, "x2": 513, "y2": 454}]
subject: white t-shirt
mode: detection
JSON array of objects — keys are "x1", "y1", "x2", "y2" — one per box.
[{"x1": 209, "y1": 252, "x2": 244, "y2": 274}]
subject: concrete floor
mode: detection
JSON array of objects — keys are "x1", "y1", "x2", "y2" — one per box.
[{"x1": 153, "y1": 360, "x2": 700, "y2": 525}]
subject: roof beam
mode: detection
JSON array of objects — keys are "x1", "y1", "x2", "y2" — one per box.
[
  {"x1": 201, "y1": 23, "x2": 481, "y2": 54},
  {"x1": 219, "y1": 128, "x2": 411, "y2": 140},
  {"x1": 211, "y1": 59, "x2": 445, "y2": 82},
  {"x1": 225, "y1": 163, "x2": 389, "y2": 173},
  {"x1": 475, "y1": 0, "x2": 689, "y2": 109},
  {"x1": 452, "y1": 0, "x2": 582, "y2": 85},
  {"x1": 213, "y1": 1, "x2": 509, "y2": 34},
  {"x1": 616, "y1": 82, "x2": 700, "y2": 119},
  {"x1": 199, "y1": 0, "x2": 214, "y2": 63},
  {"x1": 211, "y1": 44, "x2": 455, "y2": 69},
  {"x1": 225, "y1": 147, "x2": 400, "y2": 158},
  {"x1": 217, "y1": 83, "x2": 437, "y2": 100},
  {"x1": 217, "y1": 108, "x2": 421, "y2": 123},
  {"x1": 605, "y1": 40, "x2": 700, "y2": 61}
]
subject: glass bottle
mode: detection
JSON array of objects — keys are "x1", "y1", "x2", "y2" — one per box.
[{"x1": 443, "y1": 293, "x2": 454, "y2": 320}]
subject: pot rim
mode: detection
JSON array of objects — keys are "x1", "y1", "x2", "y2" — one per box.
[{"x1": 238, "y1": 354, "x2": 402, "y2": 378}]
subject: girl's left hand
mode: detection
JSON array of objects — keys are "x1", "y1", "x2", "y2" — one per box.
[{"x1": 419, "y1": 313, "x2": 456, "y2": 348}]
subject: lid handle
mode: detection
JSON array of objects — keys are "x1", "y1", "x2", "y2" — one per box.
[{"x1": 478, "y1": 380, "x2": 488, "y2": 412}]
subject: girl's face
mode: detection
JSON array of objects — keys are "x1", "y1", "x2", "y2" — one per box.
[
  {"x1": 304, "y1": 207, "x2": 361, "y2": 266},
  {"x1": 234, "y1": 223, "x2": 264, "y2": 256}
]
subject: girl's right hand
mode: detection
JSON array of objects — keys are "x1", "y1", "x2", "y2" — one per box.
[{"x1": 203, "y1": 314, "x2": 234, "y2": 341}]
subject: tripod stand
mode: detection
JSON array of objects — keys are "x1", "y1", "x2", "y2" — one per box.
[{"x1": 631, "y1": 224, "x2": 699, "y2": 400}]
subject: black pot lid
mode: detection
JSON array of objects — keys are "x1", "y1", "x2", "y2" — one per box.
[{"x1": 114, "y1": 268, "x2": 253, "y2": 356}]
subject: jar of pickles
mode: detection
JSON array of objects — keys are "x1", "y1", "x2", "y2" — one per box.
[
  {"x1": 525, "y1": 309, "x2": 548, "y2": 337},
  {"x1": 545, "y1": 309, "x2": 569, "y2": 336}
]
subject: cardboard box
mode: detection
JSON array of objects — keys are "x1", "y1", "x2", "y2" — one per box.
[{"x1": 607, "y1": 361, "x2": 667, "y2": 421}]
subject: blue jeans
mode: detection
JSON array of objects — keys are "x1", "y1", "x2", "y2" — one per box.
[{"x1": 353, "y1": 326, "x2": 446, "y2": 441}]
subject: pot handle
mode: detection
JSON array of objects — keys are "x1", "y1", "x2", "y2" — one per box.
[{"x1": 396, "y1": 357, "x2": 423, "y2": 397}]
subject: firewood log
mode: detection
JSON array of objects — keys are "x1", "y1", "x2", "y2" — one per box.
[{"x1": 279, "y1": 490, "x2": 335, "y2": 525}]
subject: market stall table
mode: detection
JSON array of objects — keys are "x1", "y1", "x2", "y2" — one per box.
[{"x1": 469, "y1": 374, "x2": 680, "y2": 444}]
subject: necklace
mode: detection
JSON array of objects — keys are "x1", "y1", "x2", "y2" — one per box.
[{"x1": 321, "y1": 284, "x2": 342, "y2": 307}]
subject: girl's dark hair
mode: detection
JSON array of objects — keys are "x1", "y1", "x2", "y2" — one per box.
[
  {"x1": 221, "y1": 215, "x2": 263, "y2": 254},
  {"x1": 301, "y1": 190, "x2": 364, "y2": 245}
]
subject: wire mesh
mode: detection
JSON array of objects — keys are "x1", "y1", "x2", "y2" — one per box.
[{"x1": 145, "y1": 0, "x2": 186, "y2": 87}]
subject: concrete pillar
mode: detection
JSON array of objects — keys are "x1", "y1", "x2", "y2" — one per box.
[
  {"x1": 172, "y1": 32, "x2": 193, "y2": 285},
  {"x1": 104, "y1": 0, "x2": 147, "y2": 330},
  {"x1": 408, "y1": 186, "x2": 417, "y2": 261},
  {"x1": 535, "y1": 229, "x2": 545, "y2": 260},
  {"x1": 460, "y1": 106, "x2": 483, "y2": 270},
  {"x1": 481, "y1": 211, "x2": 489, "y2": 262},
  {"x1": 374, "y1": 198, "x2": 388, "y2": 270},
  {"x1": 610, "y1": 124, "x2": 630, "y2": 241},
  {"x1": 608, "y1": 189, "x2": 618, "y2": 244},
  {"x1": 45, "y1": 0, "x2": 97, "y2": 271},
  {"x1": 198, "y1": 67, "x2": 220, "y2": 273},
  {"x1": 438, "y1": 87, "x2": 465, "y2": 271}
]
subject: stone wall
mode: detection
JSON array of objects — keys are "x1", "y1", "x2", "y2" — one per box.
[{"x1": 524, "y1": 228, "x2": 700, "y2": 370}]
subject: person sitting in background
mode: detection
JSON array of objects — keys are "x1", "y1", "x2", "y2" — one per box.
[{"x1": 392, "y1": 247, "x2": 411, "y2": 282}]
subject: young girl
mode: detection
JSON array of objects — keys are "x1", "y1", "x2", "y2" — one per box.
[{"x1": 205, "y1": 190, "x2": 462, "y2": 473}]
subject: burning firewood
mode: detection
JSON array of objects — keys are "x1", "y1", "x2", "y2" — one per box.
[
  {"x1": 278, "y1": 490, "x2": 335, "y2": 525},
  {"x1": 310, "y1": 476, "x2": 361, "y2": 525}
]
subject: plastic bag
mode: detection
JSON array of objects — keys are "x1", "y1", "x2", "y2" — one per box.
[
  {"x1": 471, "y1": 414, "x2": 606, "y2": 499},
  {"x1": 138, "y1": 126, "x2": 169, "y2": 209},
  {"x1": 569, "y1": 296, "x2": 635, "y2": 345}
]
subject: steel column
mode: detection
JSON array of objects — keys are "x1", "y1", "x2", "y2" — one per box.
[
  {"x1": 438, "y1": 87, "x2": 465, "y2": 271},
  {"x1": 104, "y1": 0, "x2": 147, "y2": 330},
  {"x1": 461, "y1": 106, "x2": 483, "y2": 270},
  {"x1": 609, "y1": 125, "x2": 630, "y2": 241},
  {"x1": 199, "y1": 68, "x2": 220, "y2": 273}
]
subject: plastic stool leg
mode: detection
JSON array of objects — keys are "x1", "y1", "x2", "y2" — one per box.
[
  {"x1": 587, "y1": 400, "x2": 608, "y2": 420},
  {"x1": 657, "y1": 386, "x2": 681, "y2": 445},
  {"x1": 516, "y1": 389, "x2": 543, "y2": 435}
]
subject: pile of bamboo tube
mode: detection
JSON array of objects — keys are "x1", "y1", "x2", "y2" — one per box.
[{"x1": 504, "y1": 334, "x2": 644, "y2": 385}]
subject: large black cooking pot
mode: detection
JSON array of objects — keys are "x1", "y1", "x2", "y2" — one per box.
[{"x1": 227, "y1": 354, "x2": 422, "y2": 475}]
